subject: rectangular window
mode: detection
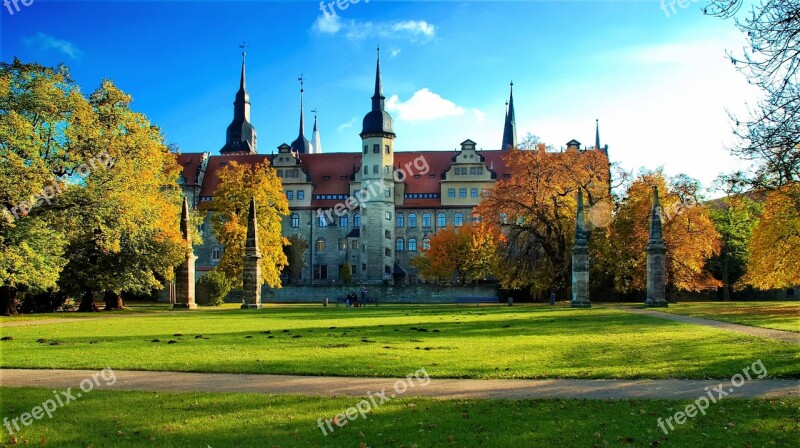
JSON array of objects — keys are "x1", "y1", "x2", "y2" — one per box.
[
  {"x1": 385, "y1": 144, "x2": 390, "y2": 154},
  {"x1": 385, "y1": 248, "x2": 391, "y2": 257},
  {"x1": 286, "y1": 191, "x2": 293, "y2": 200},
  {"x1": 396, "y1": 238, "x2": 404, "y2": 252},
  {"x1": 364, "y1": 166, "x2": 369, "y2": 174},
  {"x1": 373, "y1": 165, "x2": 379, "y2": 174},
  {"x1": 373, "y1": 144, "x2": 379, "y2": 154},
  {"x1": 423, "y1": 214, "x2": 431, "y2": 227},
  {"x1": 459, "y1": 188, "x2": 467, "y2": 198},
  {"x1": 313, "y1": 264, "x2": 327, "y2": 280},
  {"x1": 437, "y1": 213, "x2": 446, "y2": 227},
  {"x1": 471, "y1": 188, "x2": 478, "y2": 198},
  {"x1": 384, "y1": 188, "x2": 391, "y2": 198},
  {"x1": 408, "y1": 213, "x2": 417, "y2": 227},
  {"x1": 277, "y1": 169, "x2": 284, "y2": 178},
  {"x1": 364, "y1": 145, "x2": 368, "y2": 154},
  {"x1": 384, "y1": 165, "x2": 390, "y2": 174},
  {"x1": 297, "y1": 190, "x2": 304, "y2": 200},
  {"x1": 448, "y1": 188, "x2": 455, "y2": 198},
  {"x1": 339, "y1": 216, "x2": 348, "y2": 227},
  {"x1": 396, "y1": 213, "x2": 404, "y2": 227}
]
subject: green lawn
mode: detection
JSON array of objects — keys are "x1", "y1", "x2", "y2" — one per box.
[
  {"x1": 1, "y1": 305, "x2": 798, "y2": 379},
  {"x1": 657, "y1": 302, "x2": 800, "y2": 333},
  {"x1": 1, "y1": 387, "x2": 797, "y2": 448}
]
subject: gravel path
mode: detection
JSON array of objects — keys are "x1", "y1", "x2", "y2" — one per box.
[
  {"x1": 615, "y1": 307, "x2": 799, "y2": 344},
  {"x1": 1, "y1": 369, "x2": 797, "y2": 399}
]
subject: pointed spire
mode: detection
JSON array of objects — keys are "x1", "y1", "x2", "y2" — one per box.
[
  {"x1": 245, "y1": 197, "x2": 260, "y2": 255},
  {"x1": 595, "y1": 119, "x2": 600, "y2": 149},
  {"x1": 222, "y1": 44, "x2": 257, "y2": 154},
  {"x1": 649, "y1": 186, "x2": 665, "y2": 245},
  {"x1": 372, "y1": 46, "x2": 385, "y2": 111},
  {"x1": 180, "y1": 196, "x2": 190, "y2": 242},
  {"x1": 290, "y1": 75, "x2": 311, "y2": 154},
  {"x1": 311, "y1": 108, "x2": 322, "y2": 154},
  {"x1": 501, "y1": 81, "x2": 517, "y2": 150},
  {"x1": 574, "y1": 189, "x2": 588, "y2": 245}
]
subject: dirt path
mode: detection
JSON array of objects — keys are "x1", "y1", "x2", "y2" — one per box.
[
  {"x1": 614, "y1": 307, "x2": 799, "y2": 343},
  {"x1": 1, "y1": 369, "x2": 797, "y2": 399}
]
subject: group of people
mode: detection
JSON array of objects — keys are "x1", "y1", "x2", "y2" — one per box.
[{"x1": 345, "y1": 287, "x2": 368, "y2": 308}]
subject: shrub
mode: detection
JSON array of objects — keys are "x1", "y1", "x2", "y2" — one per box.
[{"x1": 196, "y1": 270, "x2": 231, "y2": 306}]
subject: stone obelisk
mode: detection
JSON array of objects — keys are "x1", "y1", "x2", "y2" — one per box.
[
  {"x1": 646, "y1": 186, "x2": 668, "y2": 307},
  {"x1": 242, "y1": 197, "x2": 263, "y2": 309},
  {"x1": 174, "y1": 197, "x2": 197, "y2": 309},
  {"x1": 571, "y1": 189, "x2": 591, "y2": 308}
]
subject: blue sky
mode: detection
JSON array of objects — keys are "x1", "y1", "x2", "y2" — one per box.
[{"x1": 1, "y1": 1, "x2": 759, "y2": 190}]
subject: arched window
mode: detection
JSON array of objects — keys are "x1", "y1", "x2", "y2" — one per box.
[
  {"x1": 315, "y1": 238, "x2": 326, "y2": 253},
  {"x1": 211, "y1": 245, "x2": 221, "y2": 261},
  {"x1": 454, "y1": 213, "x2": 463, "y2": 227},
  {"x1": 437, "y1": 212, "x2": 446, "y2": 227},
  {"x1": 353, "y1": 213, "x2": 361, "y2": 227},
  {"x1": 422, "y1": 238, "x2": 431, "y2": 250},
  {"x1": 408, "y1": 213, "x2": 417, "y2": 227},
  {"x1": 290, "y1": 213, "x2": 299, "y2": 228},
  {"x1": 422, "y1": 213, "x2": 431, "y2": 227},
  {"x1": 318, "y1": 214, "x2": 327, "y2": 227},
  {"x1": 396, "y1": 238, "x2": 404, "y2": 252},
  {"x1": 339, "y1": 215, "x2": 348, "y2": 228},
  {"x1": 408, "y1": 238, "x2": 417, "y2": 251}
]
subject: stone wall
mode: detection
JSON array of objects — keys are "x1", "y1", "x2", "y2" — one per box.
[{"x1": 224, "y1": 283, "x2": 499, "y2": 304}]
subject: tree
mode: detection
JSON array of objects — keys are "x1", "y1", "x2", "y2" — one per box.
[
  {"x1": 200, "y1": 160, "x2": 289, "y2": 289},
  {"x1": 609, "y1": 171, "x2": 722, "y2": 298},
  {"x1": 1, "y1": 59, "x2": 184, "y2": 313},
  {"x1": 707, "y1": 178, "x2": 763, "y2": 300},
  {"x1": 740, "y1": 183, "x2": 800, "y2": 289},
  {"x1": 475, "y1": 147, "x2": 611, "y2": 297},
  {"x1": 704, "y1": 1, "x2": 800, "y2": 190},
  {"x1": 54, "y1": 81, "x2": 186, "y2": 311},
  {"x1": 282, "y1": 234, "x2": 308, "y2": 285},
  {"x1": 196, "y1": 270, "x2": 231, "y2": 306},
  {"x1": 411, "y1": 226, "x2": 471, "y2": 284},
  {"x1": 340, "y1": 263, "x2": 353, "y2": 285}
]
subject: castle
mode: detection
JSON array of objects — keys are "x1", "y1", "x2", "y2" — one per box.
[{"x1": 177, "y1": 51, "x2": 609, "y2": 285}]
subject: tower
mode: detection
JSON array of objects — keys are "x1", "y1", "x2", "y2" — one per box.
[
  {"x1": 221, "y1": 48, "x2": 258, "y2": 154},
  {"x1": 242, "y1": 197, "x2": 263, "y2": 309},
  {"x1": 311, "y1": 109, "x2": 322, "y2": 154},
  {"x1": 571, "y1": 189, "x2": 591, "y2": 308},
  {"x1": 359, "y1": 48, "x2": 396, "y2": 282},
  {"x1": 290, "y1": 75, "x2": 312, "y2": 154},
  {"x1": 501, "y1": 82, "x2": 517, "y2": 150},
  {"x1": 174, "y1": 197, "x2": 197, "y2": 309},
  {"x1": 646, "y1": 186, "x2": 668, "y2": 307}
]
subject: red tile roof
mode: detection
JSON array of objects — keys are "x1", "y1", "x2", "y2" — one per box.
[
  {"x1": 176, "y1": 153, "x2": 205, "y2": 186},
  {"x1": 193, "y1": 150, "x2": 510, "y2": 208}
]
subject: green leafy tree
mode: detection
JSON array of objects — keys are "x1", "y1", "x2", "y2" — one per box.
[
  {"x1": 282, "y1": 234, "x2": 308, "y2": 285},
  {"x1": 196, "y1": 270, "x2": 231, "y2": 306}
]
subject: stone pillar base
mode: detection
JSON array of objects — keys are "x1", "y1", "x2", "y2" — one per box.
[
  {"x1": 241, "y1": 304, "x2": 263, "y2": 309},
  {"x1": 173, "y1": 303, "x2": 197, "y2": 309},
  {"x1": 571, "y1": 300, "x2": 592, "y2": 308},
  {"x1": 646, "y1": 299, "x2": 668, "y2": 308}
]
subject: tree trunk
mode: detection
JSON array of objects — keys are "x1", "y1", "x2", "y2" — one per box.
[
  {"x1": 78, "y1": 291, "x2": 99, "y2": 312},
  {"x1": 103, "y1": 291, "x2": 124, "y2": 310},
  {"x1": 1, "y1": 285, "x2": 18, "y2": 316},
  {"x1": 722, "y1": 252, "x2": 731, "y2": 301}
]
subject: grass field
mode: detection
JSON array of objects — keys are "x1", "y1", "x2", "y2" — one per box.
[
  {"x1": 1, "y1": 387, "x2": 798, "y2": 448},
  {"x1": 2, "y1": 305, "x2": 798, "y2": 379},
  {"x1": 657, "y1": 302, "x2": 800, "y2": 333}
]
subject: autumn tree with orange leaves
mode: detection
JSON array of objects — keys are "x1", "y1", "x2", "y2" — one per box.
[
  {"x1": 740, "y1": 183, "x2": 800, "y2": 289},
  {"x1": 411, "y1": 223, "x2": 500, "y2": 285},
  {"x1": 607, "y1": 171, "x2": 722, "y2": 298},
  {"x1": 475, "y1": 147, "x2": 611, "y2": 297},
  {"x1": 200, "y1": 160, "x2": 289, "y2": 289}
]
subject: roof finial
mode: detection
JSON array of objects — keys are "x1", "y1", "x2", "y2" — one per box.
[{"x1": 501, "y1": 82, "x2": 517, "y2": 150}]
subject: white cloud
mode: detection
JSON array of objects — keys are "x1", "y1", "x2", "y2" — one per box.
[
  {"x1": 389, "y1": 48, "x2": 402, "y2": 58},
  {"x1": 386, "y1": 88, "x2": 466, "y2": 121},
  {"x1": 312, "y1": 15, "x2": 435, "y2": 43},
  {"x1": 337, "y1": 117, "x2": 358, "y2": 132},
  {"x1": 23, "y1": 32, "x2": 83, "y2": 59},
  {"x1": 472, "y1": 109, "x2": 486, "y2": 122}
]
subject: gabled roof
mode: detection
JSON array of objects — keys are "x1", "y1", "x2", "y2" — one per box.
[{"x1": 176, "y1": 153, "x2": 204, "y2": 186}]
